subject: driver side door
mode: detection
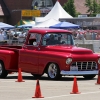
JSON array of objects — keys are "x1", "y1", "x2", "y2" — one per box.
[{"x1": 19, "y1": 33, "x2": 41, "y2": 74}]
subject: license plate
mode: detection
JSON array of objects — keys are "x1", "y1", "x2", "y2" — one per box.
[{"x1": 70, "y1": 66, "x2": 78, "y2": 71}]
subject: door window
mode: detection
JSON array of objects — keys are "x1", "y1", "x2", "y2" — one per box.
[{"x1": 28, "y1": 33, "x2": 41, "y2": 46}]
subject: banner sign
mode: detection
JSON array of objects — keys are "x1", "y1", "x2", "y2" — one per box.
[{"x1": 21, "y1": 10, "x2": 41, "y2": 17}]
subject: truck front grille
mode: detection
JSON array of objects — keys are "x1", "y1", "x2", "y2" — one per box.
[{"x1": 71, "y1": 62, "x2": 97, "y2": 71}]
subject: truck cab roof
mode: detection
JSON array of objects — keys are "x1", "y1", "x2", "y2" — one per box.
[{"x1": 29, "y1": 28, "x2": 72, "y2": 35}]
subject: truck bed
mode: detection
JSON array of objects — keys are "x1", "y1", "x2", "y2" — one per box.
[
  {"x1": 0, "y1": 45, "x2": 22, "y2": 71},
  {"x1": 0, "y1": 45, "x2": 22, "y2": 49}
]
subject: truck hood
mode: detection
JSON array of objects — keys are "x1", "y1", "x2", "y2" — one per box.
[{"x1": 45, "y1": 45, "x2": 93, "y2": 54}]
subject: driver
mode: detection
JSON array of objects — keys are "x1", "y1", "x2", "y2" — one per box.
[{"x1": 46, "y1": 34, "x2": 55, "y2": 45}]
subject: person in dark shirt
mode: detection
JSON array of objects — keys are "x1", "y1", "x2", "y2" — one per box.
[
  {"x1": 34, "y1": 1, "x2": 38, "y2": 6},
  {"x1": 46, "y1": 35, "x2": 55, "y2": 45},
  {"x1": 12, "y1": 33, "x2": 18, "y2": 44}
]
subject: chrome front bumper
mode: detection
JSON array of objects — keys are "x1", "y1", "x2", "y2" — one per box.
[{"x1": 60, "y1": 70, "x2": 98, "y2": 75}]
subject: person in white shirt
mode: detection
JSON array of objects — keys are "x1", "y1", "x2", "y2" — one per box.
[
  {"x1": 18, "y1": 31, "x2": 26, "y2": 43},
  {"x1": 1, "y1": 29, "x2": 7, "y2": 40},
  {"x1": 76, "y1": 30, "x2": 85, "y2": 40},
  {"x1": 0, "y1": 30, "x2": 4, "y2": 41}
]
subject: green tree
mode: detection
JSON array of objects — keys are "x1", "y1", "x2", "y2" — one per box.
[
  {"x1": 97, "y1": 0, "x2": 100, "y2": 13},
  {"x1": 63, "y1": 0, "x2": 76, "y2": 17},
  {"x1": 85, "y1": 0, "x2": 93, "y2": 15},
  {"x1": 85, "y1": 0, "x2": 98, "y2": 16},
  {"x1": 92, "y1": 0, "x2": 98, "y2": 16}
]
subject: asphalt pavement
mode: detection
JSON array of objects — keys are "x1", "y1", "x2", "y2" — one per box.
[{"x1": 0, "y1": 73, "x2": 100, "y2": 100}]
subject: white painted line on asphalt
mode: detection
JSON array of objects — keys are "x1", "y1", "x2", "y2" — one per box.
[{"x1": 28, "y1": 91, "x2": 100, "y2": 100}]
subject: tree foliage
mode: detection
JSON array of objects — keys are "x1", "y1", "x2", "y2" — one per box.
[
  {"x1": 63, "y1": 0, "x2": 77, "y2": 17},
  {"x1": 85, "y1": 0, "x2": 100, "y2": 16},
  {"x1": 63, "y1": 0, "x2": 100, "y2": 17}
]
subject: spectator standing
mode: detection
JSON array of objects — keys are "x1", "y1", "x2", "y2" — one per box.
[
  {"x1": 84, "y1": 29, "x2": 92, "y2": 40},
  {"x1": 1, "y1": 29, "x2": 7, "y2": 40},
  {"x1": 18, "y1": 31, "x2": 26, "y2": 43},
  {"x1": 12, "y1": 32, "x2": 19, "y2": 45},
  {"x1": 0, "y1": 29, "x2": 4, "y2": 41},
  {"x1": 91, "y1": 30, "x2": 97, "y2": 40},
  {"x1": 7, "y1": 29, "x2": 14, "y2": 40},
  {"x1": 75, "y1": 30, "x2": 85, "y2": 40},
  {"x1": 72, "y1": 30, "x2": 77, "y2": 40},
  {"x1": 6, "y1": 29, "x2": 14, "y2": 44},
  {"x1": 96, "y1": 32, "x2": 100, "y2": 40}
]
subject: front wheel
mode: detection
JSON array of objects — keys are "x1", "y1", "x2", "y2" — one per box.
[
  {"x1": 83, "y1": 75, "x2": 96, "y2": 79},
  {"x1": 0, "y1": 62, "x2": 8, "y2": 78},
  {"x1": 47, "y1": 63, "x2": 61, "y2": 80}
]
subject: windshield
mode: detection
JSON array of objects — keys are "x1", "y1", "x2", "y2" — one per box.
[{"x1": 42, "y1": 33, "x2": 74, "y2": 46}]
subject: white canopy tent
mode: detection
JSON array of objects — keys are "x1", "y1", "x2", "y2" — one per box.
[
  {"x1": 35, "y1": 1, "x2": 73, "y2": 23},
  {"x1": 18, "y1": 24, "x2": 35, "y2": 28},
  {"x1": 0, "y1": 22, "x2": 14, "y2": 29},
  {"x1": 34, "y1": 18, "x2": 60, "y2": 28}
]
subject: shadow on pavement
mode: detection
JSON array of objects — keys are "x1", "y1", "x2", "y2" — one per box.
[{"x1": 5, "y1": 73, "x2": 97, "y2": 82}]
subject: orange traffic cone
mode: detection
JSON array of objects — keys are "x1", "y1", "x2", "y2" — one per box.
[
  {"x1": 70, "y1": 76, "x2": 80, "y2": 94},
  {"x1": 32, "y1": 79, "x2": 44, "y2": 98},
  {"x1": 95, "y1": 69, "x2": 100, "y2": 85},
  {"x1": 16, "y1": 68, "x2": 25, "y2": 82}
]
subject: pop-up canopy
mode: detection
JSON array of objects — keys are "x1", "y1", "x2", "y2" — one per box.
[
  {"x1": 35, "y1": 1, "x2": 73, "y2": 23},
  {"x1": 34, "y1": 18, "x2": 60, "y2": 28},
  {"x1": 16, "y1": 20, "x2": 35, "y2": 26},
  {"x1": 49, "y1": 21, "x2": 80, "y2": 29},
  {"x1": 0, "y1": 22, "x2": 14, "y2": 29}
]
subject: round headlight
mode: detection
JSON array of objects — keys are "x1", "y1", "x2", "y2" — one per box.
[
  {"x1": 98, "y1": 58, "x2": 100, "y2": 64},
  {"x1": 66, "y1": 58, "x2": 72, "y2": 65}
]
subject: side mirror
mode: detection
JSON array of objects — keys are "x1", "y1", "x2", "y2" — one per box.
[{"x1": 33, "y1": 42, "x2": 37, "y2": 46}]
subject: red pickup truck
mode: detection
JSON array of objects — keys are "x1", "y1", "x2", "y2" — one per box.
[{"x1": 0, "y1": 28, "x2": 99, "y2": 80}]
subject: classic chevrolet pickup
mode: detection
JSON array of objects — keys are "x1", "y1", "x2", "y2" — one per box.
[{"x1": 0, "y1": 28, "x2": 99, "y2": 79}]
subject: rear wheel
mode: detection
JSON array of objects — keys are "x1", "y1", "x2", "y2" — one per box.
[
  {"x1": 0, "y1": 62, "x2": 8, "y2": 78},
  {"x1": 83, "y1": 75, "x2": 96, "y2": 79},
  {"x1": 47, "y1": 63, "x2": 61, "y2": 80}
]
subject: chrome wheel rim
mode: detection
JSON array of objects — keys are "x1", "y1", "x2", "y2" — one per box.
[
  {"x1": 48, "y1": 63, "x2": 57, "y2": 78},
  {"x1": 0, "y1": 63, "x2": 2, "y2": 75}
]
